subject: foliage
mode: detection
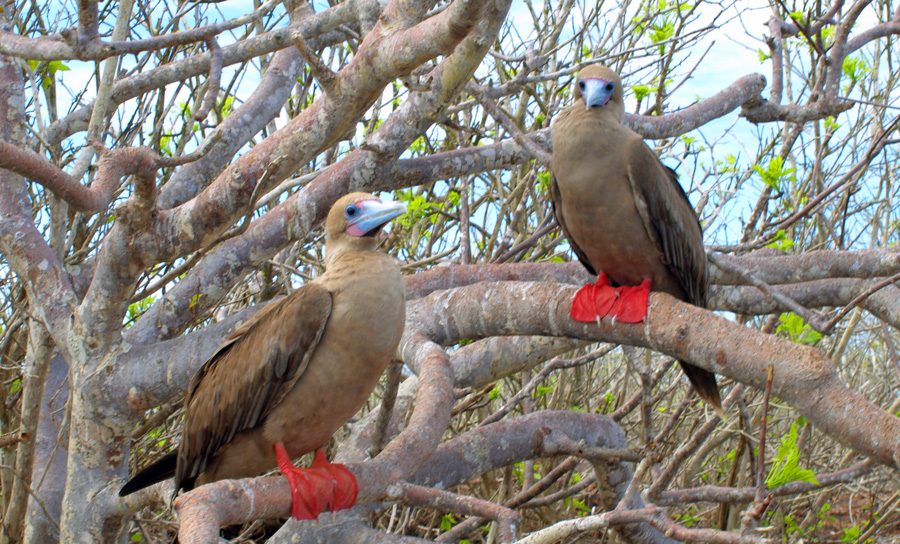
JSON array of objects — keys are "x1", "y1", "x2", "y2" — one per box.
[
  {"x1": 765, "y1": 420, "x2": 819, "y2": 489},
  {"x1": 776, "y1": 312, "x2": 823, "y2": 345}
]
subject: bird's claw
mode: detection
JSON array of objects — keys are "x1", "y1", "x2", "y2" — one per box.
[{"x1": 609, "y1": 279, "x2": 651, "y2": 323}]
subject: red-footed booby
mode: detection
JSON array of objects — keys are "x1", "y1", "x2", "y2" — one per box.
[
  {"x1": 120, "y1": 192, "x2": 408, "y2": 519},
  {"x1": 549, "y1": 65, "x2": 722, "y2": 414}
]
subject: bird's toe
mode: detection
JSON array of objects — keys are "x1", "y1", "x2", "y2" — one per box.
[
  {"x1": 570, "y1": 279, "x2": 618, "y2": 322},
  {"x1": 610, "y1": 279, "x2": 651, "y2": 323}
]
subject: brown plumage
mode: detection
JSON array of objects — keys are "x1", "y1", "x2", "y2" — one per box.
[
  {"x1": 549, "y1": 64, "x2": 722, "y2": 414},
  {"x1": 120, "y1": 192, "x2": 407, "y2": 518}
]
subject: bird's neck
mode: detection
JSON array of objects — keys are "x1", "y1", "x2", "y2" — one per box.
[
  {"x1": 323, "y1": 250, "x2": 395, "y2": 280},
  {"x1": 324, "y1": 240, "x2": 377, "y2": 268}
]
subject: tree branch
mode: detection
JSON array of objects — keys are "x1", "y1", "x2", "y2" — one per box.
[{"x1": 407, "y1": 281, "x2": 900, "y2": 468}]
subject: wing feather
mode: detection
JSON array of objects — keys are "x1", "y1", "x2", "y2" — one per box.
[
  {"x1": 174, "y1": 284, "x2": 332, "y2": 491},
  {"x1": 626, "y1": 141, "x2": 708, "y2": 306}
]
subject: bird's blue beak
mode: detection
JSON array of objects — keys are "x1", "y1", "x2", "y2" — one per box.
[
  {"x1": 581, "y1": 77, "x2": 615, "y2": 110},
  {"x1": 345, "y1": 198, "x2": 407, "y2": 237}
]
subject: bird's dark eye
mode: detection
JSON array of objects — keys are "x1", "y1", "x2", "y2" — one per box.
[
  {"x1": 578, "y1": 80, "x2": 585, "y2": 90},
  {"x1": 605, "y1": 82, "x2": 614, "y2": 92},
  {"x1": 345, "y1": 205, "x2": 358, "y2": 218}
]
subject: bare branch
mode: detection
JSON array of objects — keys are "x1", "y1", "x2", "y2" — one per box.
[
  {"x1": 193, "y1": 38, "x2": 223, "y2": 122},
  {"x1": 407, "y1": 281, "x2": 900, "y2": 467},
  {"x1": 390, "y1": 482, "x2": 520, "y2": 544},
  {"x1": 708, "y1": 252, "x2": 827, "y2": 332},
  {"x1": 1, "y1": 0, "x2": 281, "y2": 61}
]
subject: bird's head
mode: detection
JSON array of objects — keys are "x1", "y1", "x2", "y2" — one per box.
[
  {"x1": 325, "y1": 192, "x2": 407, "y2": 260},
  {"x1": 574, "y1": 65, "x2": 624, "y2": 118}
]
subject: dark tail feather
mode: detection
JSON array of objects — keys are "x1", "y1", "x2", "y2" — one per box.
[
  {"x1": 119, "y1": 450, "x2": 178, "y2": 497},
  {"x1": 678, "y1": 361, "x2": 724, "y2": 418}
]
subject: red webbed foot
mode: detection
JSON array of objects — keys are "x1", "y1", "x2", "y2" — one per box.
[
  {"x1": 610, "y1": 278, "x2": 651, "y2": 323},
  {"x1": 570, "y1": 273, "x2": 618, "y2": 322},
  {"x1": 309, "y1": 448, "x2": 358, "y2": 511},
  {"x1": 275, "y1": 443, "x2": 359, "y2": 520},
  {"x1": 571, "y1": 274, "x2": 652, "y2": 324}
]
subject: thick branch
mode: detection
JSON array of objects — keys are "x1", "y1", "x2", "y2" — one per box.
[
  {"x1": 175, "y1": 411, "x2": 669, "y2": 544},
  {"x1": 157, "y1": 47, "x2": 305, "y2": 209},
  {"x1": 710, "y1": 248, "x2": 900, "y2": 286},
  {"x1": 627, "y1": 74, "x2": 766, "y2": 138},
  {"x1": 407, "y1": 281, "x2": 900, "y2": 468},
  {"x1": 130, "y1": 0, "x2": 484, "y2": 269},
  {"x1": 0, "y1": 142, "x2": 205, "y2": 214},
  {"x1": 120, "y1": 256, "x2": 900, "y2": 412},
  {"x1": 0, "y1": 50, "x2": 76, "y2": 354}
]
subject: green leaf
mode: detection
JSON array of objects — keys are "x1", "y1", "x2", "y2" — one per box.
[
  {"x1": 571, "y1": 497, "x2": 589, "y2": 517},
  {"x1": 126, "y1": 296, "x2": 156, "y2": 327},
  {"x1": 392, "y1": 190, "x2": 434, "y2": 227},
  {"x1": 159, "y1": 135, "x2": 174, "y2": 157},
  {"x1": 842, "y1": 56, "x2": 870, "y2": 83},
  {"x1": 489, "y1": 384, "x2": 501, "y2": 400},
  {"x1": 536, "y1": 171, "x2": 551, "y2": 193},
  {"x1": 765, "y1": 420, "x2": 819, "y2": 488},
  {"x1": 533, "y1": 384, "x2": 553, "y2": 398},
  {"x1": 446, "y1": 190, "x2": 461, "y2": 209},
  {"x1": 47, "y1": 60, "x2": 70, "y2": 74},
  {"x1": 409, "y1": 136, "x2": 428, "y2": 154},
  {"x1": 220, "y1": 95, "x2": 235, "y2": 118},
  {"x1": 841, "y1": 525, "x2": 860, "y2": 543},
  {"x1": 776, "y1": 312, "x2": 822, "y2": 345},
  {"x1": 752, "y1": 156, "x2": 796, "y2": 191},
  {"x1": 632, "y1": 84, "x2": 652, "y2": 103},
  {"x1": 598, "y1": 392, "x2": 616, "y2": 413},
  {"x1": 440, "y1": 513, "x2": 456, "y2": 532},
  {"x1": 765, "y1": 229, "x2": 794, "y2": 251}
]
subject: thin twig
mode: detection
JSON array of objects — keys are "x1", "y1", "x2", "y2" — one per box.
[
  {"x1": 468, "y1": 82, "x2": 552, "y2": 165},
  {"x1": 741, "y1": 365, "x2": 774, "y2": 532},
  {"x1": 392, "y1": 481, "x2": 521, "y2": 544},
  {"x1": 709, "y1": 252, "x2": 827, "y2": 332},
  {"x1": 478, "y1": 345, "x2": 615, "y2": 427},
  {"x1": 0, "y1": 432, "x2": 28, "y2": 449},
  {"x1": 821, "y1": 272, "x2": 900, "y2": 334}
]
